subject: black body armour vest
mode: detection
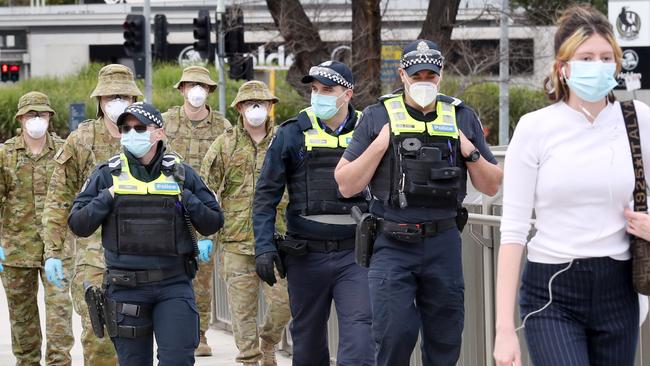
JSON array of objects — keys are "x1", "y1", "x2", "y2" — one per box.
[
  {"x1": 101, "y1": 154, "x2": 194, "y2": 256},
  {"x1": 287, "y1": 109, "x2": 368, "y2": 216},
  {"x1": 370, "y1": 95, "x2": 462, "y2": 210}
]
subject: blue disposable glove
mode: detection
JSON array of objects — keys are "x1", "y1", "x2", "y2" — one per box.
[
  {"x1": 0, "y1": 246, "x2": 5, "y2": 273},
  {"x1": 44, "y1": 258, "x2": 65, "y2": 289},
  {"x1": 198, "y1": 239, "x2": 214, "y2": 263}
]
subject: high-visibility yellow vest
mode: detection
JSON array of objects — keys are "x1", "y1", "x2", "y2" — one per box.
[
  {"x1": 110, "y1": 153, "x2": 182, "y2": 195},
  {"x1": 302, "y1": 108, "x2": 362, "y2": 151},
  {"x1": 384, "y1": 95, "x2": 459, "y2": 139}
]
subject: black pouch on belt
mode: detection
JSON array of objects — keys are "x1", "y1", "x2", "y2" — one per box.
[
  {"x1": 456, "y1": 207, "x2": 469, "y2": 232},
  {"x1": 277, "y1": 237, "x2": 309, "y2": 256},
  {"x1": 379, "y1": 221, "x2": 423, "y2": 244}
]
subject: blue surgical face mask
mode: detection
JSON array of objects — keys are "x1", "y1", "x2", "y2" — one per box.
[
  {"x1": 121, "y1": 129, "x2": 153, "y2": 158},
  {"x1": 311, "y1": 91, "x2": 345, "y2": 120},
  {"x1": 564, "y1": 61, "x2": 618, "y2": 103}
]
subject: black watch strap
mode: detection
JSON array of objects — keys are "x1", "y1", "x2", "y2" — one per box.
[{"x1": 464, "y1": 149, "x2": 481, "y2": 163}]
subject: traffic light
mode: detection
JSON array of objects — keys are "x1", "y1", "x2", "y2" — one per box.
[
  {"x1": 123, "y1": 14, "x2": 146, "y2": 57},
  {"x1": 153, "y1": 14, "x2": 169, "y2": 61},
  {"x1": 193, "y1": 10, "x2": 212, "y2": 57},
  {"x1": 1, "y1": 64, "x2": 8, "y2": 82},
  {"x1": 9, "y1": 64, "x2": 19, "y2": 82},
  {"x1": 228, "y1": 55, "x2": 254, "y2": 81},
  {"x1": 225, "y1": 6, "x2": 245, "y2": 55},
  {"x1": 123, "y1": 14, "x2": 146, "y2": 79}
]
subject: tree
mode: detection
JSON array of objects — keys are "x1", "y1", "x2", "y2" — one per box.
[
  {"x1": 418, "y1": 0, "x2": 462, "y2": 54},
  {"x1": 265, "y1": 0, "x2": 464, "y2": 108},
  {"x1": 351, "y1": 0, "x2": 381, "y2": 108},
  {"x1": 265, "y1": 0, "x2": 329, "y2": 98}
]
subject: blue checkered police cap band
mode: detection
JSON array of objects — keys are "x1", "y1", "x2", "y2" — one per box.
[
  {"x1": 307, "y1": 66, "x2": 355, "y2": 90},
  {"x1": 400, "y1": 48, "x2": 445, "y2": 70},
  {"x1": 118, "y1": 102, "x2": 163, "y2": 128}
]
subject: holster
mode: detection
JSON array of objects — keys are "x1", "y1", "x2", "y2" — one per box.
[
  {"x1": 83, "y1": 281, "x2": 106, "y2": 338},
  {"x1": 351, "y1": 206, "x2": 377, "y2": 268},
  {"x1": 103, "y1": 297, "x2": 119, "y2": 338},
  {"x1": 456, "y1": 207, "x2": 469, "y2": 232}
]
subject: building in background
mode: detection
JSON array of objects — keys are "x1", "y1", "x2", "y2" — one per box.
[{"x1": 0, "y1": 0, "x2": 552, "y2": 89}]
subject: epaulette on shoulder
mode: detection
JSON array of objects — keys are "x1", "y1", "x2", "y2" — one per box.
[
  {"x1": 378, "y1": 93, "x2": 400, "y2": 102},
  {"x1": 437, "y1": 94, "x2": 463, "y2": 107},
  {"x1": 280, "y1": 117, "x2": 299, "y2": 128},
  {"x1": 107, "y1": 154, "x2": 122, "y2": 174}
]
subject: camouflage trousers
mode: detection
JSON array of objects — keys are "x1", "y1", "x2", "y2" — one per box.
[
  {"x1": 223, "y1": 251, "x2": 291, "y2": 364},
  {"x1": 194, "y1": 253, "x2": 214, "y2": 343},
  {"x1": 0, "y1": 264, "x2": 74, "y2": 366},
  {"x1": 70, "y1": 264, "x2": 117, "y2": 366}
]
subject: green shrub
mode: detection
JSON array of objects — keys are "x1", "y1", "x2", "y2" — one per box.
[
  {"x1": 441, "y1": 77, "x2": 548, "y2": 145},
  {"x1": 0, "y1": 64, "x2": 548, "y2": 145},
  {"x1": 0, "y1": 63, "x2": 305, "y2": 141}
]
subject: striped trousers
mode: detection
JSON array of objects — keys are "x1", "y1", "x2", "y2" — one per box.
[{"x1": 520, "y1": 257, "x2": 639, "y2": 366}]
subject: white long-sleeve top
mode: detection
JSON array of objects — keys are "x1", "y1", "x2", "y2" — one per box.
[{"x1": 500, "y1": 100, "x2": 650, "y2": 263}]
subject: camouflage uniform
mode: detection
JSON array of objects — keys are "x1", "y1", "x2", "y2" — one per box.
[
  {"x1": 201, "y1": 81, "x2": 290, "y2": 365},
  {"x1": 42, "y1": 65, "x2": 142, "y2": 366},
  {"x1": 163, "y1": 65, "x2": 232, "y2": 350},
  {"x1": 0, "y1": 92, "x2": 74, "y2": 366}
]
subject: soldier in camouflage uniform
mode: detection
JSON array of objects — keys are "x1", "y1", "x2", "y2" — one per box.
[
  {"x1": 201, "y1": 81, "x2": 290, "y2": 366},
  {"x1": 0, "y1": 92, "x2": 74, "y2": 366},
  {"x1": 162, "y1": 65, "x2": 232, "y2": 357},
  {"x1": 43, "y1": 64, "x2": 142, "y2": 366}
]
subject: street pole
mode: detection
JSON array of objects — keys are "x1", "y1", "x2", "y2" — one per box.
[
  {"x1": 216, "y1": 0, "x2": 226, "y2": 115},
  {"x1": 498, "y1": 0, "x2": 509, "y2": 146},
  {"x1": 143, "y1": 0, "x2": 153, "y2": 102}
]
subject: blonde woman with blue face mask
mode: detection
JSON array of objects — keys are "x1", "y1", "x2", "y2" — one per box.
[{"x1": 494, "y1": 4, "x2": 650, "y2": 366}]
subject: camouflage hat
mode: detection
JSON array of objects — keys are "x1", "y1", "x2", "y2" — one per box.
[
  {"x1": 90, "y1": 64, "x2": 143, "y2": 98},
  {"x1": 15, "y1": 91, "x2": 55, "y2": 118},
  {"x1": 231, "y1": 80, "x2": 279, "y2": 107},
  {"x1": 173, "y1": 66, "x2": 217, "y2": 91}
]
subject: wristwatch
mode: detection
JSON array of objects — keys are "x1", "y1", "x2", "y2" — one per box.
[{"x1": 464, "y1": 148, "x2": 481, "y2": 163}]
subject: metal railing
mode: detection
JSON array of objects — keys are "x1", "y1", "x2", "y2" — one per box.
[{"x1": 209, "y1": 147, "x2": 650, "y2": 365}]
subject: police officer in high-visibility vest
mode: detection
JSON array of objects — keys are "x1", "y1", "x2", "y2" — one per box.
[
  {"x1": 67, "y1": 102, "x2": 224, "y2": 366},
  {"x1": 253, "y1": 61, "x2": 374, "y2": 366},
  {"x1": 335, "y1": 40, "x2": 503, "y2": 365}
]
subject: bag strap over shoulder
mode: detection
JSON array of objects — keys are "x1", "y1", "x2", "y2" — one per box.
[
  {"x1": 620, "y1": 100, "x2": 650, "y2": 295},
  {"x1": 621, "y1": 100, "x2": 648, "y2": 213}
]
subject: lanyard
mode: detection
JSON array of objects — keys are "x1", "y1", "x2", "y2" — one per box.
[{"x1": 318, "y1": 112, "x2": 350, "y2": 136}]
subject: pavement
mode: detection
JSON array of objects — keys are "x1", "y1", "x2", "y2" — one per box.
[{"x1": 0, "y1": 276, "x2": 292, "y2": 365}]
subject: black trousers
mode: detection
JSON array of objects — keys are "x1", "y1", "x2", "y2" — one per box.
[{"x1": 520, "y1": 257, "x2": 639, "y2": 366}]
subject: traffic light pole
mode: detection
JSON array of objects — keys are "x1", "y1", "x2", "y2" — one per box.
[
  {"x1": 143, "y1": 0, "x2": 153, "y2": 102},
  {"x1": 216, "y1": 0, "x2": 226, "y2": 115}
]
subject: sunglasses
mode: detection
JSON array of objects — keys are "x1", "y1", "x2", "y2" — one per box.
[
  {"x1": 23, "y1": 111, "x2": 51, "y2": 119},
  {"x1": 119, "y1": 124, "x2": 149, "y2": 133}
]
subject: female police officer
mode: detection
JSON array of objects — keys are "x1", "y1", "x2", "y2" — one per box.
[{"x1": 67, "y1": 102, "x2": 224, "y2": 366}]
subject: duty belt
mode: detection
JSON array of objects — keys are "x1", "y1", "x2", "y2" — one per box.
[
  {"x1": 278, "y1": 236, "x2": 355, "y2": 255},
  {"x1": 106, "y1": 267, "x2": 186, "y2": 287},
  {"x1": 378, "y1": 218, "x2": 457, "y2": 238}
]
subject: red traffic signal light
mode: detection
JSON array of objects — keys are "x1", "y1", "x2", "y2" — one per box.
[
  {"x1": 1, "y1": 64, "x2": 20, "y2": 82},
  {"x1": 1, "y1": 63, "x2": 9, "y2": 82}
]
